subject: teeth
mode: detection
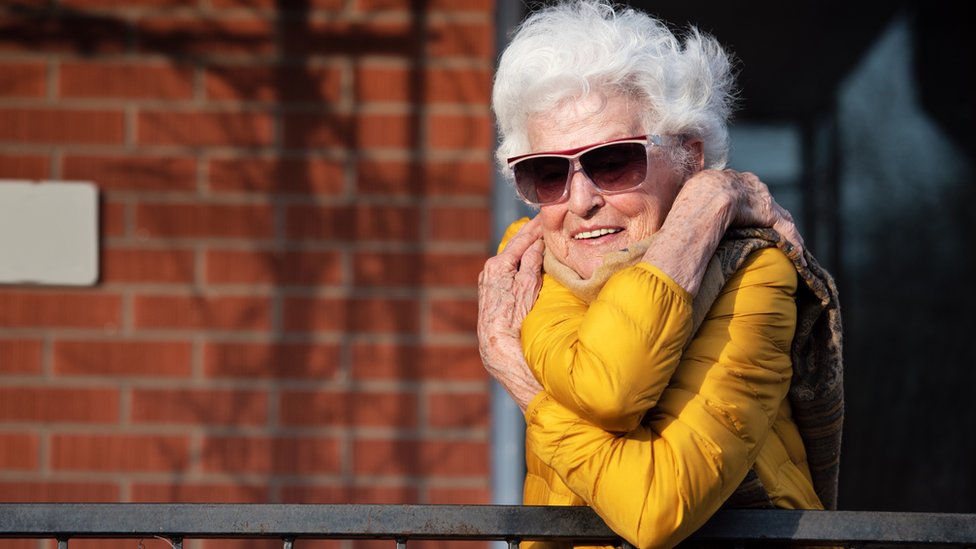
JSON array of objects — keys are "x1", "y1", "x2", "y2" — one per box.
[{"x1": 574, "y1": 228, "x2": 621, "y2": 240}]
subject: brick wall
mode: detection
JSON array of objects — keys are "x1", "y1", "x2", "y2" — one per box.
[{"x1": 0, "y1": 1, "x2": 496, "y2": 546}]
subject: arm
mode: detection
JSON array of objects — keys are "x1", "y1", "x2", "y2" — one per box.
[
  {"x1": 521, "y1": 169, "x2": 799, "y2": 431},
  {"x1": 522, "y1": 263, "x2": 693, "y2": 432},
  {"x1": 525, "y1": 248, "x2": 798, "y2": 549}
]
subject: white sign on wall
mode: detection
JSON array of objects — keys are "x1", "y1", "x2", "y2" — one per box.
[{"x1": 0, "y1": 180, "x2": 99, "y2": 286}]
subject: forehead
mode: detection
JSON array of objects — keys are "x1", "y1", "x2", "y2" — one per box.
[{"x1": 526, "y1": 93, "x2": 646, "y2": 152}]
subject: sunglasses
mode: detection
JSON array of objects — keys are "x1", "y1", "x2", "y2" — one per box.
[{"x1": 507, "y1": 134, "x2": 674, "y2": 206}]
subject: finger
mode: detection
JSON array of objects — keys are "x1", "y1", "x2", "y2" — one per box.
[
  {"x1": 518, "y1": 238, "x2": 545, "y2": 275},
  {"x1": 770, "y1": 203, "x2": 807, "y2": 267},
  {"x1": 513, "y1": 237, "x2": 544, "y2": 286},
  {"x1": 498, "y1": 215, "x2": 544, "y2": 261}
]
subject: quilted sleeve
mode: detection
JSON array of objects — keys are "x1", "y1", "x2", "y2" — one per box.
[
  {"x1": 521, "y1": 262, "x2": 694, "y2": 433},
  {"x1": 524, "y1": 248, "x2": 798, "y2": 549}
]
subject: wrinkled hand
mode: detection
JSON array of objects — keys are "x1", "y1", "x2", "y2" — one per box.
[
  {"x1": 685, "y1": 169, "x2": 806, "y2": 264},
  {"x1": 477, "y1": 217, "x2": 545, "y2": 411}
]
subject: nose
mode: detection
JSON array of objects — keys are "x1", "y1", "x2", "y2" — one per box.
[{"x1": 566, "y1": 159, "x2": 604, "y2": 216}]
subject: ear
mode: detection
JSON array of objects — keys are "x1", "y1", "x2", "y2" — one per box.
[{"x1": 686, "y1": 137, "x2": 705, "y2": 171}]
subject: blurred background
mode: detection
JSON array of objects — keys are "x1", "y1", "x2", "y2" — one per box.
[
  {"x1": 627, "y1": 0, "x2": 976, "y2": 512},
  {"x1": 0, "y1": 3, "x2": 972, "y2": 549}
]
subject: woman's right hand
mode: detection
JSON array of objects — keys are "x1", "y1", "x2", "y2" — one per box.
[{"x1": 477, "y1": 216, "x2": 546, "y2": 411}]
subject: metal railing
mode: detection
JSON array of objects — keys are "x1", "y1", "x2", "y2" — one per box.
[{"x1": 2, "y1": 504, "x2": 976, "y2": 548}]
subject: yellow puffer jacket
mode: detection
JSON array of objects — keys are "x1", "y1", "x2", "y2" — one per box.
[{"x1": 500, "y1": 219, "x2": 822, "y2": 549}]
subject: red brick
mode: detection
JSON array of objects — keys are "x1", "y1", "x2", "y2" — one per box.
[
  {"x1": 355, "y1": 66, "x2": 491, "y2": 104},
  {"x1": 0, "y1": 292, "x2": 122, "y2": 329},
  {"x1": 131, "y1": 388, "x2": 268, "y2": 425},
  {"x1": 0, "y1": 15, "x2": 127, "y2": 54},
  {"x1": 0, "y1": 481, "x2": 119, "y2": 502},
  {"x1": 356, "y1": 158, "x2": 491, "y2": 196},
  {"x1": 282, "y1": 297, "x2": 419, "y2": 334},
  {"x1": 0, "y1": 108, "x2": 125, "y2": 145},
  {"x1": 427, "y1": 486, "x2": 491, "y2": 504},
  {"x1": 53, "y1": 340, "x2": 193, "y2": 377},
  {"x1": 279, "y1": 390, "x2": 418, "y2": 428},
  {"x1": 429, "y1": 206, "x2": 491, "y2": 241},
  {"x1": 0, "y1": 339, "x2": 43, "y2": 374},
  {"x1": 0, "y1": 433, "x2": 38, "y2": 469},
  {"x1": 206, "y1": 249, "x2": 342, "y2": 285},
  {"x1": 284, "y1": 205, "x2": 421, "y2": 241},
  {"x1": 358, "y1": 0, "x2": 492, "y2": 9},
  {"x1": 429, "y1": 298, "x2": 478, "y2": 335},
  {"x1": 281, "y1": 484, "x2": 418, "y2": 504},
  {"x1": 60, "y1": 62, "x2": 194, "y2": 99},
  {"x1": 63, "y1": 0, "x2": 196, "y2": 7},
  {"x1": 49, "y1": 540, "x2": 173, "y2": 549},
  {"x1": 0, "y1": 154, "x2": 50, "y2": 179},
  {"x1": 208, "y1": 157, "x2": 345, "y2": 195},
  {"x1": 357, "y1": 541, "x2": 488, "y2": 549},
  {"x1": 281, "y1": 112, "x2": 352, "y2": 150},
  {"x1": 131, "y1": 482, "x2": 270, "y2": 503},
  {"x1": 428, "y1": 391, "x2": 488, "y2": 429},
  {"x1": 52, "y1": 433, "x2": 191, "y2": 471},
  {"x1": 201, "y1": 436, "x2": 340, "y2": 474},
  {"x1": 0, "y1": 538, "x2": 36, "y2": 549},
  {"x1": 102, "y1": 247, "x2": 196, "y2": 283},
  {"x1": 137, "y1": 111, "x2": 274, "y2": 147},
  {"x1": 204, "y1": 342, "x2": 341, "y2": 380},
  {"x1": 353, "y1": 251, "x2": 484, "y2": 287},
  {"x1": 0, "y1": 387, "x2": 119, "y2": 422},
  {"x1": 102, "y1": 200, "x2": 126, "y2": 237},
  {"x1": 281, "y1": 20, "x2": 417, "y2": 57},
  {"x1": 350, "y1": 343, "x2": 484, "y2": 381},
  {"x1": 133, "y1": 294, "x2": 272, "y2": 331},
  {"x1": 205, "y1": 64, "x2": 342, "y2": 103},
  {"x1": 429, "y1": 20, "x2": 494, "y2": 58},
  {"x1": 288, "y1": 112, "x2": 453, "y2": 151},
  {"x1": 352, "y1": 438, "x2": 488, "y2": 476},
  {"x1": 428, "y1": 113, "x2": 492, "y2": 150},
  {"x1": 212, "y1": 0, "x2": 342, "y2": 7},
  {"x1": 63, "y1": 155, "x2": 197, "y2": 192},
  {"x1": 136, "y1": 17, "x2": 276, "y2": 56},
  {"x1": 0, "y1": 62, "x2": 47, "y2": 97},
  {"x1": 201, "y1": 540, "x2": 341, "y2": 549},
  {"x1": 355, "y1": 112, "x2": 417, "y2": 149},
  {"x1": 135, "y1": 203, "x2": 274, "y2": 239}
]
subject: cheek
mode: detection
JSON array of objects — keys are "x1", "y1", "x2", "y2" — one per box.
[
  {"x1": 538, "y1": 205, "x2": 567, "y2": 238},
  {"x1": 619, "y1": 183, "x2": 681, "y2": 234},
  {"x1": 539, "y1": 205, "x2": 569, "y2": 252}
]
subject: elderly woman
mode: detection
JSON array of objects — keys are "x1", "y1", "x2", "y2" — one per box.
[{"x1": 478, "y1": 2, "x2": 843, "y2": 549}]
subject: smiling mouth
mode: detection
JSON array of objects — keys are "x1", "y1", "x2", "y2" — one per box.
[{"x1": 574, "y1": 228, "x2": 621, "y2": 240}]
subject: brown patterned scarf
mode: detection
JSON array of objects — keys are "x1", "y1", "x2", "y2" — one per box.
[{"x1": 543, "y1": 227, "x2": 844, "y2": 510}]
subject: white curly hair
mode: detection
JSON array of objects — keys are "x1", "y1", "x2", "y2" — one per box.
[{"x1": 492, "y1": 0, "x2": 738, "y2": 180}]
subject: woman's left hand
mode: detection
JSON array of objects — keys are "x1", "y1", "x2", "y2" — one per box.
[
  {"x1": 642, "y1": 169, "x2": 806, "y2": 296},
  {"x1": 477, "y1": 216, "x2": 546, "y2": 411},
  {"x1": 687, "y1": 169, "x2": 805, "y2": 260}
]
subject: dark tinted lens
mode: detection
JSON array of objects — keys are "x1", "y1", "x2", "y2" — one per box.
[
  {"x1": 513, "y1": 156, "x2": 570, "y2": 204},
  {"x1": 579, "y1": 143, "x2": 647, "y2": 191}
]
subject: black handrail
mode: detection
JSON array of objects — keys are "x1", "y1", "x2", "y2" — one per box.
[{"x1": 2, "y1": 504, "x2": 975, "y2": 547}]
